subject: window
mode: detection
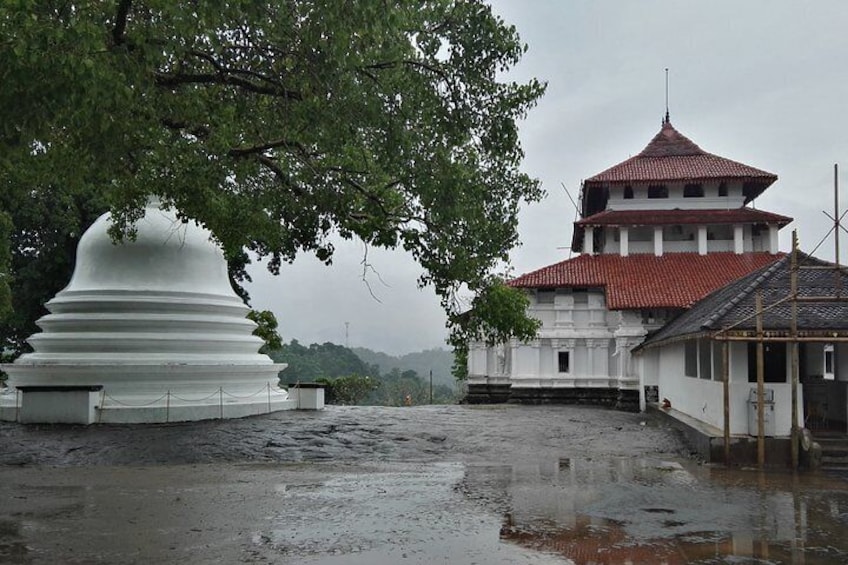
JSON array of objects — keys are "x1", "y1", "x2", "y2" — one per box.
[
  {"x1": 623, "y1": 185, "x2": 634, "y2": 199},
  {"x1": 825, "y1": 346, "x2": 834, "y2": 376},
  {"x1": 558, "y1": 351, "x2": 570, "y2": 373},
  {"x1": 718, "y1": 182, "x2": 728, "y2": 197},
  {"x1": 699, "y1": 339, "x2": 711, "y2": 380},
  {"x1": 537, "y1": 290, "x2": 555, "y2": 304},
  {"x1": 572, "y1": 288, "x2": 588, "y2": 305},
  {"x1": 683, "y1": 183, "x2": 704, "y2": 197},
  {"x1": 746, "y1": 342, "x2": 787, "y2": 383},
  {"x1": 648, "y1": 185, "x2": 668, "y2": 199},
  {"x1": 684, "y1": 340, "x2": 697, "y2": 377},
  {"x1": 712, "y1": 343, "x2": 724, "y2": 381}
]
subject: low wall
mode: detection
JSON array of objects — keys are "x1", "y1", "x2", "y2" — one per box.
[
  {"x1": 464, "y1": 383, "x2": 639, "y2": 411},
  {"x1": 659, "y1": 375, "x2": 803, "y2": 437},
  {"x1": 650, "y1": 405, "x2": 794, "y2": 467}
]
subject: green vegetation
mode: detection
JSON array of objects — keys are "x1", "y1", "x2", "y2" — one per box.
[
  {"x1": 0, "y1": 1, "x2": 546, "y2": 360},
  {"x1": 315, "y1": 374, "x2": 379, "y2": 406},
  {"x1": 271, "y1": 340, "x2": 460, "y2": 405},
  {"x1": 449, "y1": 278, "x2": 540, "y2": 379},
  {"x1": 352, "y1": 347, "x2": 454, "y2": 388}
]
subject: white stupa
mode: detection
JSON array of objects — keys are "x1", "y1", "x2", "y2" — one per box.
[{"x1": 0, "y1": 199, "x2": 321, "y2": 424}]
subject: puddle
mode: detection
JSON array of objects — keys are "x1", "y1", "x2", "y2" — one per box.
[
  {"x1": 0, "y1": 519, "x2": 30, "y2": 564},
  {"x1": 3, "y1": 406, "x2": 848, "y2": 563},
  {"x1": 461, "y1": 457, "x2": 848, "y2": 564}
]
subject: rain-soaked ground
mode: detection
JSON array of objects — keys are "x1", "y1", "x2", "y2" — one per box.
[{"x1": 2, "y1": 404, "x2": 848, "y2": 564}]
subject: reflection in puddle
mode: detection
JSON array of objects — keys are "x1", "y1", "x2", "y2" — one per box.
[
  {"x1": 0, "y1": 518, "x2": 30, "y2": 564},
  {"x1": 463, "y1": 458, "x2": 848, "y2": 564}
]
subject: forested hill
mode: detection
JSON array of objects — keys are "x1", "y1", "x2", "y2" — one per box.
[
  {"x1": 352, "y1": 347, "x2": 455, "y2": 388},
  {"x1": 266, "y1": 340, "x2": 459, "y2": 405},
  {"x1": 267, "y1": 340, "x2": 376, "y2": 383}
]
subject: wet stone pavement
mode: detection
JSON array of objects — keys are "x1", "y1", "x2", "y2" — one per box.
[{"x1": 1, "y1": 404, "x2": 848, "y2": 564}]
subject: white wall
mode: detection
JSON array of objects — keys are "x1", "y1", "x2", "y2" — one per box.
[
  {"x1": 657, "y1": 340, "x2": 803, "y2": 436},
  {"x1": 476, "y1": 288, "x2": 649, "y2": 388}
]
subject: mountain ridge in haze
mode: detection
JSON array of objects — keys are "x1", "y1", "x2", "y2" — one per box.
[{"x1": 352, "y1": 346, "x2": 455, "y2": 388}]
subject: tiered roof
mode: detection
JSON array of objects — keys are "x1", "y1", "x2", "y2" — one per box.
[
  {"x1": 580, "y1": 121, "x2": 778, "y2": 217},
  {"x1": 508, "y1": 252, "x2": 781, "y2": 310},
  {"x1": 585, "y1": 121, "x2": 777, "y2": 186},
  {"x1": 575, "y1": 208, "x2": 792, "y2": 228}
]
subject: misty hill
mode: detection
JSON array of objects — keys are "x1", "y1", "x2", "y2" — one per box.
[
  {"x1": 266, "y1": 340, "x2": 459, "y2": 405},
  {"x1": 352, "y1": 347, "x2": 455, "y2": 387},
  {"x1": 268, "y1": 340, "x2": 376, "y2": 384}
]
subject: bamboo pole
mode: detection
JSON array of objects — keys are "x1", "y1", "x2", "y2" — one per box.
[
  {"x1": 717, "y1": 336, "x2": 848, "y2": 343},
  {"x1": 756, "y1": 291, "x2": 766, "y2": 468},
  {"x1": 790, "y1": 230, "x2": 799, "y2": 469},
  {"x1": 723, "y1": 340, "x2": 730, "y2": 465},
  {"x1": 836, "y1": 164, "x2": 841, "y2": 296}
]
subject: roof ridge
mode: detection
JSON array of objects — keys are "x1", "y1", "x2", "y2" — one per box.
[
  {"x1": 703, "y1": 254, "x2": 789, "y2": 330},
  {"x1": 582, "y1": 124, "x2": 778, "y2": 186},
  {"x1": 637, "y1": 121, "x2": 705, "y2": 158}
]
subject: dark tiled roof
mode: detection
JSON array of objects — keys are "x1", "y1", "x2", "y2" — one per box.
[
  {"x1": 640, "y1": 253, "x2": 848, "y2": 348},
  {"x1": 584, "y1": 121, "x2": 777, "y2": 186},
  {"x1": 508, "y1": 252, "x2": 781, "y2": 310},
  {"x1": 575, "y1": 208, "x2": 792, "y2": 227}
]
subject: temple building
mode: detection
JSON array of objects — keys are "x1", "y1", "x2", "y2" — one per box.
[{"x1": 466, "y1": 117, "x2": 790, "y2": 412}]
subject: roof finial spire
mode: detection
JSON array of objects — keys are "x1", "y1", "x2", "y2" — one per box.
[{"x1": 663, "y1": 68, "x2": 670, "y2": 125}]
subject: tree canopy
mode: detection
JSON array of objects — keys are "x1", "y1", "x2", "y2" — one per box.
[{"x1": 0, "y1": 1, "x2": 545, "y2": 352}]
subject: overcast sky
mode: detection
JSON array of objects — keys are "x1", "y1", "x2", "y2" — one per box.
[{"x1": 246, "y1": 1, "x2": 848, "y2": 355}]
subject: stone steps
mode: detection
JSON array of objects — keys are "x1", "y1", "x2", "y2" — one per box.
[{"x1": 814, "y1": 435, "x2": 848, "y2": 470}]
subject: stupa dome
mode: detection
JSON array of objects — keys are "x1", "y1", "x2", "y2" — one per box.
[
  {"x1": 68, "y1": 198, "x2": 234, "y2": 296},
  {"x1": 0, "y1": 199, "x2": 317, "y2": 423}
]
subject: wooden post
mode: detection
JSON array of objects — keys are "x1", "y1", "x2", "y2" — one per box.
[
  {"x1": 723, "y1": 339, "x2": 731, "y2": 465},
  {"x1": 756, "y1": 291, "x2": 766, "y2": 467},
  {"x1": 835, "y1": 164, "x2": 840, "y2": 294},
  {"x1": 790, "y1": 230, "x2": 800, "y2": 469}
]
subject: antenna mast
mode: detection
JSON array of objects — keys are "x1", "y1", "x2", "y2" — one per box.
[{"x1": 664, "y1": 68, "x2": 670, "y2": 123}]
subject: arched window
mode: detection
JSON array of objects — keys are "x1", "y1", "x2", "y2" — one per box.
[
  {"x1": 623, "y1": 185, "x2": 634, "y2": 199},
  {"x1": 683, "y1": 183, "x2": 703, "y2": 197},
  {"x1": 647, "y1": 185, "x2": 668, "y2": 199}
]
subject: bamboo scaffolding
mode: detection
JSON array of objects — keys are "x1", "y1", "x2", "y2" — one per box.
[
  {"x1": 723, "y1": 340, "x2": 731, "y2": 465},
  {"x1": 790, "y1": 230, "x2": 799, "y2": 469},
  {"x1": 756, "y1": 291, "x2": 766, "y2": 468}
]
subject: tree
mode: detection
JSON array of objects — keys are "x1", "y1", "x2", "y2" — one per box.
[
  {"x1": 448, "y1": 277, "x2": 541, "y2": 379},
  {"x1": 268, "y1": 340, "x2": 376, "y2": 383},
  {"x1": 246, "y1": 309, "x2": 282, "y2": 352},
  {"x1": 0, "y1": 186, "x2": 109, "y2": 356},
  {"x1": 316, "y1": 374, "x2": 379, "y2": 405},
  {"x1": 0, "y1": 1, "x2": 545, "y2": 350}
]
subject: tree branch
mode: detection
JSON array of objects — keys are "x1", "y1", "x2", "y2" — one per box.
[
  {"x1": 228, "y1": 138, "x2": 317, "y2": 158},
  {"x1": 160, "y1": 118, "x2": 210, "y2": 140},
  {"x1": 256, "y1": 155, "x2": 306, "y2": 197},
  {"x1": 154, "y1": 71, "x2": 302, "y2": 100},
  {"x1": 111, "y1": 0, "x2": 132, "y2": 47}
]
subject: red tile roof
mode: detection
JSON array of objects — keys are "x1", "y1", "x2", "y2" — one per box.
[
  {"x1": 575, "y1": 208, "x2": 793, "y2": 227},
  {"x1": 584, "y1": 121, "x2": 777, "y2": 185},
  {"x1": 508, "y1": 252, "x2": 782, "y2": 310}
]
